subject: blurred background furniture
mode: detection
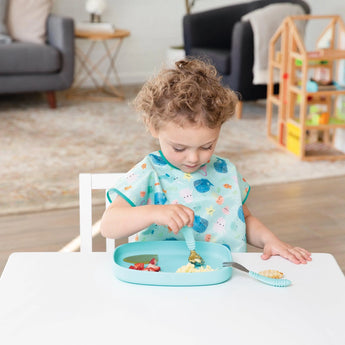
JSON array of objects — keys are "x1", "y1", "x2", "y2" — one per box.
[
  {"x1": 183, "y1": 0, "x2": 310, "y2": 118},
  {"x1": 0, "y1": 14, "x2": 74, "y2": 108},
  {"x1": 71, "y1": 28, "x2": 130, "y2": 102}
]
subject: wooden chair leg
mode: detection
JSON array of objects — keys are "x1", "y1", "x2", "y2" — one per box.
[
  {"x1": 236, "y1": 101, "x2": 243, "y2": 119},
  {"x1": 46, "y1": 91, "x2": 57, "y2": 109}
]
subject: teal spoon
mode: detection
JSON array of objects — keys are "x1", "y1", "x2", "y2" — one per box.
[
  {"x1": 223, "y1": 261, "x2": 292, "y2": 287},
  {"x1": 180, "y1": 227, "x2": 204, "y2": 266}
]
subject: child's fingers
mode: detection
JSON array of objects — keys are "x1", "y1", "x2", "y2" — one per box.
[
  {"x1": 280, "y1": 247, "x2": 311, "y2": 264},
  {"x1": 182, "y1": 206, "x2": 194, "y2": 227},
  {"x1": 168, "y1": 218, "x2": 183, "y2": 234},
  {"x1": 167, "y1": 206, "x2": 194, "y2": 234},
  {"x1": 288, "y1": 248, "x2": 308, "y2": 264},
  {"x1": 261, "y1": 247, "x2": 273, "y2": 260},
  {"x1": 295, "y1": 247, "x2": 312, "y2": 260},
  {"x1": 282, "y1": 250, "x2": 302, "y2": 264},
  {"x1": 283, "y1": 247, "x2": 312, "y2": 264},
  {"x1": 263, "y1": 246, "x2": 299, "y2": 264},
  {"x1": 176, "y1": 206, "x2": 193, "y2": 227},
  {"x1": 292, "y1": 247, "x2": 312, "y2": 262},
  {"x1": 262, "y1": 243, "x2": 312, "y2": 265}
]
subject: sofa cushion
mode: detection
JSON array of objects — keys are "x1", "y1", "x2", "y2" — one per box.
[
  {"x1": 7, "y1": 0, "x2": 53, "y2": 44},
  {"x1": 190, "y1": 47, "x2": 231, "y2": 75},
  {"x1": 0, "y1": 42, "x2": 60, "y2": 74}
]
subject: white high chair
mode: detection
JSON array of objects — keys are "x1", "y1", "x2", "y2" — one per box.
[{"x1": 78, "y1": 173, "x2": 125, "y2": 253}]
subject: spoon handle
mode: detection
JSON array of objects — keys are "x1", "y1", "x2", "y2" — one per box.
[
  {"x1": 248, "y1": 271, "x2": 292, "y2": 287},
  {"x1": 181, "y1": 227, "x2": 195, "y2": 251}
]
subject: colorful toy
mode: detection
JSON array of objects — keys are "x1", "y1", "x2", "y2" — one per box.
[{"x1": 266, "y1": 15, "x2": 345, "y2": 161}]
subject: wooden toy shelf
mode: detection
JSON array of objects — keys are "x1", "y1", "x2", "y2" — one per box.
[{"x1": 266, "y1": 15, "x2": 345, "y2": 161}]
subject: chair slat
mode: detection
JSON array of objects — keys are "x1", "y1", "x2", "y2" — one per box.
[
  {"x1": 79, "y1": 173, "x2": 124, "y2": 253},
  {"x1": 79, "y1": 174, "x2": 93, "y2": 253}
]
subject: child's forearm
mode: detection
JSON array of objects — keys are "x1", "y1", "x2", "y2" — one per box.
[
  {"x1": 243, "y1": 203, "x2": 277, "y2": 248},
  {"x1": 100, "y1": 198, "x2": 195, "y2": 240},
  {"x1": 100, "y1": 204, "x2": 157, "y2": 239},
  {"x1": 245, "y1": 213, "x2": 278, "y2": 249},
  {"x1": 243, "y1": 204, "x2": 311, "y2": 264}
]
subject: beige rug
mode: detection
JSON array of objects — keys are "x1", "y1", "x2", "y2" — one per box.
[{"x1": 1, "y1": 86, "x2": 345, "y2": 216}]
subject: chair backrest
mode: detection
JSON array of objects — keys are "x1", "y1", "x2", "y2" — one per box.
[{"x1": 79, "y1": 173, "x2": 125, "y2": 253}]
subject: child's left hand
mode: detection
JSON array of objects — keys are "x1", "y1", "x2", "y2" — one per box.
[{"x1": 261, "y1": 239, "x2": 312, "y2": 264}]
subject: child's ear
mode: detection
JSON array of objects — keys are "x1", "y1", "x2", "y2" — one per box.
[{"x1": 149, "y1": 125, "x2": 159, "y2": 138}]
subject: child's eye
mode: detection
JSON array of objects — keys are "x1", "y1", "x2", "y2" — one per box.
[
  {"x1": 201, "y1": 145, "x2": 213, "y2": 151},
  {"x1": 173, "y1": 147, "x2": 185, "y2": 152}
]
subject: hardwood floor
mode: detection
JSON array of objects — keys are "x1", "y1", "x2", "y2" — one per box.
[{"x1": 1, "y1": 175, "x2": 344, "y2": 275}]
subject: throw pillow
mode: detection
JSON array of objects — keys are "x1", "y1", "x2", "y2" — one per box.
[
  {"x1": 7, "y1": 0, "x2": 53, "y2": 44},
  {"x1": 0, "y1": 0, "x2": 9, "y2": 34},
  {"x1": 0, "y1": 0, "x2": 12, "y2": 43},
  {"x1": 241, "y1": 3, "x2": 305, "y2": 85}
]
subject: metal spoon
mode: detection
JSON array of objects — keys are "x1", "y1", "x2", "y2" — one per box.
[
  {"x1": 181, "y1": 227, "x2": 204, "y2": 266},
  {"x1": 223, "y1": 261, "x2": 291, "y2": 287}
]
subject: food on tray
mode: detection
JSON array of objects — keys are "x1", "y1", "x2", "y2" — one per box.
[
  {"x1": 258, "y1": 269, "x2": 284, "y2": 279},
  {"x1": 129, "y1": 258, "x2": 160, "y2": 272},
  {"x1": 176, "y1": 263, "x2": 214, "y2": 273}
]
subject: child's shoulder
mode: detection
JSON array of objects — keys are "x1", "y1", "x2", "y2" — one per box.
[{"x1": 125, "y1": 151, "x2": 161, "y2": 173}]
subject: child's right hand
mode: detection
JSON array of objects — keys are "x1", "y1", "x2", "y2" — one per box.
[{"x1": 153, "y1": 204, "x2": 194, "y2": 235}]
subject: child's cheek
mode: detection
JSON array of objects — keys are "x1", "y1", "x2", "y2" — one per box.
[{"x1": 168, "y1": 151, "x2": 182, "y2": 164}]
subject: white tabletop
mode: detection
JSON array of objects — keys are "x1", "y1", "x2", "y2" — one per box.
[{"x1": 0, "y1": 252, "x2": 344, "y2": 345}]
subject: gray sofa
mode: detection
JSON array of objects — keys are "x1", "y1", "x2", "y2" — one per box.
[
  {"x1": 183, "y1": 0, "x2": 310, "y2": 115},
  {"x1": 0, "y1": 14, "x2": 74, "y2": 108}
]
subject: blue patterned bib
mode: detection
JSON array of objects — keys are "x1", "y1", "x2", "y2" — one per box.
[{"x1": 107, "y1": 151, "x2": 250, "y2": 252}]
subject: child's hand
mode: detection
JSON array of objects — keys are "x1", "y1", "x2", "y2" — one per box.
[
  {"x1": 153, "y1": 204, "x2": 194, "y2": 235},
  {"x1": 261, "y1": 238, "x2": 312, "y2": 264}
]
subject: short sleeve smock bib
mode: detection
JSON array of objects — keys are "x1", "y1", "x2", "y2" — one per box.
[{"x1": 107, "y1": 150, "x2": 250, "y2": 252}]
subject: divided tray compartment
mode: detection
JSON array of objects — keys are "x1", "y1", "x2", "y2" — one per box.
[{"x1": 113, "y1": 241, "x2": 232, "y2": 286}]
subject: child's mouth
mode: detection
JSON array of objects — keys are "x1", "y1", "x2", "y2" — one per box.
[{"x1": 184, "y1": 164, "x2": 199, "y2": 171}]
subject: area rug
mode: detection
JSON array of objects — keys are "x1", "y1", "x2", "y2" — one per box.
[{"x1": 1, "y1": 86, "x2": 345, "y2": 216}]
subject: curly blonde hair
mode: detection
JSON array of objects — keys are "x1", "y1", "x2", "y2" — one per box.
[{"x1": 133, "y1": 58, "x2": 238, "y2": 130}]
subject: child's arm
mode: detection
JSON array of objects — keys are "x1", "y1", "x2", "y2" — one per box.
[
  {"x1": 243, "y1": 204, "x2": 312, "y2": 264},
  {"x1": 100, "y1": 195, "x2": 194, "y2": 239}
]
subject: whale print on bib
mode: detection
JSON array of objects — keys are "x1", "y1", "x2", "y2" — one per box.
[{"x1": 194, "y1": 179, "x2": 213, "y2": 193}]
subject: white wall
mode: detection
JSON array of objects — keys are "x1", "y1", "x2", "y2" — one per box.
[{"x1": 52, "y1": 0, "x2": 345, "y2": 85}]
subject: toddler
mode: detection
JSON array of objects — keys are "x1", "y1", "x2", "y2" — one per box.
[{"x1": 100, "y1": 58, "x2": 311, "y2": 264}]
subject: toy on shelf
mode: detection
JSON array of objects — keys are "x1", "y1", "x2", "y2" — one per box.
[
  {"x1": 266, "y1": 15, "x2": 345, "y2": 161},
  {"x1": 306, "y1": 79, "x2": 340, "y2": 92},
  {"x1": 308, "y1": 104, "x2": 329, "y2": 125}
]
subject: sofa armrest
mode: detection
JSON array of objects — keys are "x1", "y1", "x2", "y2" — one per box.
[
  {"x1": 46, "y1": 14, "x2": 75, "y2": 88},
  {"x1": 229, "y1": 21, "x2": 255, "y2": 92}
]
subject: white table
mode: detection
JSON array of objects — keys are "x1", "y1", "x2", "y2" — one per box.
[{"x1": 0, "y1": 252, "x2": 344, "y2": 345}]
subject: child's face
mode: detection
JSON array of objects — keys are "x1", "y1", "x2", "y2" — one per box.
[{"x1": 150, "y1": 120, "x2": 220, "y2": 173}]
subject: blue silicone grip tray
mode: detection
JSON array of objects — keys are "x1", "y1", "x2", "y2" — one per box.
[{"x1": 113, "y1": 241, "x2": 232, "y2": 286}]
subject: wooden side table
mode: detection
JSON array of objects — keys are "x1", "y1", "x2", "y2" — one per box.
[{"x1": 71, "y1": 28, "x2": 130, "y2": 101}]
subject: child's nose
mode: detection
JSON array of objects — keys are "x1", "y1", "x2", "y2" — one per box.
[{"x1": 187, "y1": 150, "x2": 199, "y2": 163}]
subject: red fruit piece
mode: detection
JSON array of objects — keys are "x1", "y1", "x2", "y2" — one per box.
[
  {"x1": 146, "y1": 263, "x2": 160, "y2": 272},
  {"x1": 128, "y1": 258, "x2": 160, "y2": 272},
  {"x1": 134, "y1": 263, "x2": 145, "y2": 270},
  {"x1": 149, "y1": 258, "x2": 157, "y2": 265}
]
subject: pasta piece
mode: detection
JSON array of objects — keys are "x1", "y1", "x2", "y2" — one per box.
[
  {"x1": 176, "y1": 263, "x2": 214, "y2": 273},
  {"x1": 258, "y1": 269, "x2": 284, "y2": 279}
]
